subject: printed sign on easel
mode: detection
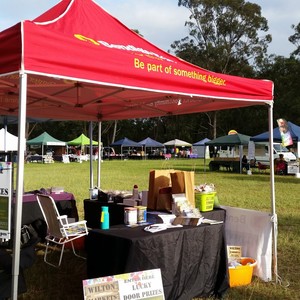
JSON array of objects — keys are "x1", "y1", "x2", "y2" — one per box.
[
  {"x1": 0, "y1": 162, "x2": 12, "y2": 240},
  {"x1": 83, "y1": 268, "x2": 165, "y2": 300}
]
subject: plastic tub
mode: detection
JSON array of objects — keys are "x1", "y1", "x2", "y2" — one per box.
[{"x1": 228, "y1": 257, "x2": 257, "y2": 287}]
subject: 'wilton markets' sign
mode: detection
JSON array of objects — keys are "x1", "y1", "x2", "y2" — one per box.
[{"x1": 0, "y1": 162, "x2": 12, "y2": 240}]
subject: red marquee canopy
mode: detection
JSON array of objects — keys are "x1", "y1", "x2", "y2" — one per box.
[
  {"x1": 0, "y1": 0, "x2": 273, "y2": 122},
  {"x1": 0, "y1": 3, "x2": 277, "y2": 294}
]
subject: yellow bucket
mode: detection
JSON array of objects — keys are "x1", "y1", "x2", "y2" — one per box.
[
  {"x1": 195, "y1": 192, "x2": 216, "y2": 212},
  {"x1": 228, "y1": 257, "x2": 257, "y2": 287}
]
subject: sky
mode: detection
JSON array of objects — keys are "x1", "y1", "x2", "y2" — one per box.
[{"x1": 0, "y1": 0, "x2": 299, "y2": 57}]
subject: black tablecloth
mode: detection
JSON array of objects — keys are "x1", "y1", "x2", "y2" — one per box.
[
  {"x1": 4, "y1": 193, "x2": 79, "y2": 244},
  {"x1": 84, "y1": 200, "x2": 125, "y2": 228},
  {"x1": 21, "y1": 193, "x2": 79, "y2": 225},
  {"x1": 86, "y1": 224, "x2": 229, "y2": 300}
]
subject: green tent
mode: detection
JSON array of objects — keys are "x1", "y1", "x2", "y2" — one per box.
[
  {"x1": 67, "y1": 133, "x2": 98, "y2": 146},
  {"x1": 205, "y1": 133, "x2": 251, "y2": 174},
  {"x1": 205, "y1": 133, "x2": 250, "y2": 146},
  {"x1": 27, "y1": 132, "x2": 66, "y2": 163},
  {"x1": 27, "y1": 132, "x2": 66, "y2": 146}
]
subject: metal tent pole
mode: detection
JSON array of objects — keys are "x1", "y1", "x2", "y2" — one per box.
[
  {"x1": 97, "y1": 122, "x2": 102, "y2": 188},
  {"x1": 11, "y1": 72, "x2": 27, "y2": 299},
  {"x1": 268, "y1": 103, "x2": 278, "y2": 282},
  {"x1": 89, "y1": 121, "x2": 93, "y2": 189}
]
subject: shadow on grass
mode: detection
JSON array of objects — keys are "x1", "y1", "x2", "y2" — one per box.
[{"x1": 22, "y1": 245, "x2": 87, "y2": 300}]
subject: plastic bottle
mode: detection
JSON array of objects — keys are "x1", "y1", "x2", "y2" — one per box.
[
  {"x1": 101, "y1": 206, "x2": 109, "y2": 230},
  {"x1": 132, "y1": 184, "x2": 139, "y2": 200}
]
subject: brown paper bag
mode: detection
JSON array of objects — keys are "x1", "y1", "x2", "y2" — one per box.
[
  {"x1": 147, "y1": 169, "x2": 174, "y2": 210},
  {"x1": 170, "y1": 172, "x2": 185, "y2": 194},
  {"x1": 156, "y1": 186, "x2": 173, "y2": 211},
  {"x1": 170, "y1": 171, "x2": 195, "y2": 208}
]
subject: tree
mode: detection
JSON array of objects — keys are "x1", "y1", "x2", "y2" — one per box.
[
  {"x1": 258, "y1": 55, "x2": 300, "y2": 125},
  {"x1": 173, "y1": 0, "x2": 271, "y2": 74},
  {"x1": 171, "y1": 0, "x2": 272, "y2": 138},
  {"x1": 289, "y1": 22, "x2": 300, "y2": 57}
]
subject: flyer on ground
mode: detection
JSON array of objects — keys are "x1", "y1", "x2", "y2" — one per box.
[{"x1": 82, "y1": 268, "x2": 165, "y2": 300}]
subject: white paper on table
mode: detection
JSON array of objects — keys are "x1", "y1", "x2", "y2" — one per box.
[{"x1": 144, "y1": 224, "x2": 183, "y2": 233}]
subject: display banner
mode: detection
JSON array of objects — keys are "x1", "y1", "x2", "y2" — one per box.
[
  {"x1": 83, "y1": 268, "x2": 165, "y2": 300},
  {"x1": 222, "y1": 206, "x2": 272, "y2": 282},
  {"x1": 0, "y1": 162, "x2": 12, "y2": 240},
  {"x1": 277, "y1": 118, "x2": 293, "y2": 147}
]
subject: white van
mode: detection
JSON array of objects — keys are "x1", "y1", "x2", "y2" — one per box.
[
  {"x1": 250, "y1": 142, "x2": 297, "y2": 164},
  {"x1": 272, "y1": 144, "x2": 296, "y2": 161}
]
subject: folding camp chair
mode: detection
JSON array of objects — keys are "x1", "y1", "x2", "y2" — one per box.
[
  {"x1": 36, "y1": 194, "x2": 88, "y2": 267},
  {"x1": 258, "y1": 162, "x2": 268, "y2": 174}
]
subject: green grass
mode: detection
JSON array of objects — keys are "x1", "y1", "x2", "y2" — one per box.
[{"x1": 18, "y1": 159, "x2": 300, "y2": 299}]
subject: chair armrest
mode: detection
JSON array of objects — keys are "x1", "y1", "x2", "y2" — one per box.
[
  {"x1": 57, "y1": 215, "x2": 68, "y2": 225},
  {"x1": 62, "y1": 220, "x2": 88, "y2": 236},
  {"x1": 65, "y1": 220, "x2": 87, "y2": 227}
]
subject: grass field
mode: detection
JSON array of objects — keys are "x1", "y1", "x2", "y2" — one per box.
[{"x1": 16, "y1": 159, "x2": 300, "y2": 299}]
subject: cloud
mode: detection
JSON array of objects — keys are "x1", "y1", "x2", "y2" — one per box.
[
  {"x1": 255, "y1": 0, "x2": 300, "y2": 55},
  {"x1": 100, "y1": 0, "x2": 190, "y2": 52}
]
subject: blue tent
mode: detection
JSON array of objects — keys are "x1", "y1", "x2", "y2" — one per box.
[
  {"x1": 110, "y1": 137, "x2": 142, "y2": 147},
  {"x1": 193, "y1": 138, "x2": 211, "y2": 146},
  {"x1": 110, "y1": 137, "x2": 142, "y2": 158},
  {"x1": 192, "y1": 138, "x2": 211, "y2": 158},
  {"x1": 138, "y1": 137, "x2": 164, "y2": 148},
  {"x1": 250, "y1": 122, "x2": 300, "y2": 142},
  {"x1": 139, "y1": 137, "x2": 165, "y2": 158}
]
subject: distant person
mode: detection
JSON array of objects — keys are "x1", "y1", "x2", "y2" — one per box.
[
  {"x1": 242, "y1": 155, "x2": 250, "y2": 171},
  {"x1": 275, "y1": 154, "x2": 287, "y2": 175},
  {"x1": 249, "y1": 158, "x2": 257, "y2": 168},
  {"x1": 187, "y1": 149, "x2": 191, "y2": 158}
]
